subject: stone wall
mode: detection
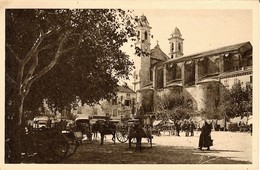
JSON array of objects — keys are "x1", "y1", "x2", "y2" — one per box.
[{"x1": 153, "y1": 82, "x2": 221, "y2": 113}]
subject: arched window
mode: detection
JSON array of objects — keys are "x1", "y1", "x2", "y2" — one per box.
[
  {"x1": 171, "y1": 43, "x2": 174, "y2": 51},
  {"x1": 144, "y1": 31, "x2": 148, "y2": 40},
  {"x1": 178, "y1": 43, "x2": 181, "y2": 51}
]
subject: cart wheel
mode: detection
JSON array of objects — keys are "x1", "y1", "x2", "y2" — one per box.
[
  {"x1": 34, "y1": 130, "x2": 68, "y2": 163},
  {"x1": 33, "y1": 137, "x2": 59, "y2": 163},
  {"x1": 51, "y1": 137, "x2": 69, "y2": 159},
  {"x1": 131, "y1": 138, "x2": 137, "y2": 144},
  {"x1": 116, "y1": 131, "x2": 128, "y2": 143},
  {"x1": 63, "y1": 133, "x2": 79, "y2": 158}
]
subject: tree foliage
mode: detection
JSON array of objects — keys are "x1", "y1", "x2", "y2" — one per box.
[
  {"x1": 202, "y1": 82, "x2": 253, "y2": 120},
  {"x1": 157, "y1": 92, "x2": 184, "y2": 111},
  {"x1": 6, "y1": 9, "x2": 137, "y2": 118},
  {"x1": 5, "y1": 9, "x2": 137, "y2": 163},
  {"x1": 225, "y1": 82, "x2": 252, "y2": 118},
  {"x1": 155, "y1": 92, "x2": 191, "y2": 120}
]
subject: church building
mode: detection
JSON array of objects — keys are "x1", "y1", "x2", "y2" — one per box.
[{"x1": 133, "y1": 15, "x2": 253, "y2": 115}]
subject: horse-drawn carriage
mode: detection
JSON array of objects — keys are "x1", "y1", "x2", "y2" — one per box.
[
  {"x1": 75, "y1": 115, "x2": 153, "y2": 150},
  {"x1": 126, "y1": 118, "x2": 153, "y2": 151},
  {"x1": 5, "y1": 117, "x2": 82, "y2": 163},
  {"x1": 92, "y1": 116, "x2": 153, "y2": 150},
  {"x1": 74, "y1": 116, "x2": 127, "y2": 144}
]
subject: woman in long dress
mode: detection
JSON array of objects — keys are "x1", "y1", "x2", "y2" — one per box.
[{"x1": 198, "y1": 120, "x2": 213, "y2": 150}]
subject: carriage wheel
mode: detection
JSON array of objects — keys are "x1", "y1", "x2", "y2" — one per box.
[
  {"x1": 33, "y1": 137, "x2": 61, "y2": 163},
  {"x1": 66, "y1": 141, "x2": 79, "y2": 157},
  {"x1": 130, "y1": 138, "x2": 137, "y2": 144},
  {"x1": 63, "y1": 134, "x2": 80, "y2": 158},
  {"x1": 116, "y1": 130, "x2": 128, "y2": 143},
  {"x1": 51, "y1": 137, "x2": 69, "y2": 159},
  {"x1": 34, "y1": 130, "x2": 68, "y2": 163}
]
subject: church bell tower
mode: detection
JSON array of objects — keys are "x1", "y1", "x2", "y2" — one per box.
[
  {"x1": 168, "y1": 27, "x2": 184, "y2": 59},
  {"x1": 135, "y1": 15, "x2": 152, "y2": 88}
]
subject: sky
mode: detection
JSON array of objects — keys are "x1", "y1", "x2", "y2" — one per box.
[{"x1": 120, "y1": 9, "x2": 253, "y2": 88}]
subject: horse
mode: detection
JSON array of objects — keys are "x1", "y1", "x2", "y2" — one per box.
[
  {"x1": 75, "y1": 121, "x2": 92, "y2": 141},
  {"x1": 128, "y1": 123, "x2": 153, "y2": 152},
  {"x1": 94, "y1": 120, "x2": 117, "y2": 145},
  {"x1": 91, "y1": 123, "x2": 99, "y2": 140}
]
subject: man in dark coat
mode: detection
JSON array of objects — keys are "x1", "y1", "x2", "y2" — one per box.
[
  {"x1": 189, "y1": 121, "x2": 196, "y2": 136},
  {"x1": 198, "y1": 120, "x2": 213, "y2": 150},
  {"x1": 175, "y1": 120, "x2": 180, "y2": 136},
  {"x1": 183, "y1": 121, "x2": 189, "y2": 137}
]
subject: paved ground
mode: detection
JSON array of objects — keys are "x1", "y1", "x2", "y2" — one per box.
[
  {"x1": 18, "y1": 130, "x2": 252, "y2": 164},
  {"x1": 152, "y1": 130, "x2": 252, "y2": 162},
  {"x1": 90, "y1": 130, "x2": 252, "y2": 162}
]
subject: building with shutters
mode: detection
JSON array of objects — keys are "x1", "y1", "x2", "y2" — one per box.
[{"x1": 74, "y1": 85, "x2": 136, "y2": 120}]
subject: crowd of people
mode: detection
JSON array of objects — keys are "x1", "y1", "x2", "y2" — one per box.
[
  {"x1": 154, "y1": 119, "x2": 213, "y2": 150},
  {"x1": 155, "y1": 119, "x2": 197, "y2": 137},
  {"x1": 172, "y1": 120, "x2": 195, "y2": 137}
]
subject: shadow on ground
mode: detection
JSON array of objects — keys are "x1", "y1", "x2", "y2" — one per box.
[
  {"x1": 19, "y1": 139, "x2": 251, "y2": 164},
  {"x1": 55, "y1": 140, "x2": 251, "y2": 164}
]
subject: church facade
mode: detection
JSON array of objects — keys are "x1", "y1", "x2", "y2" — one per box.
[{"x1": 133, "y1": 15, "x2": 253, "y2": 115}]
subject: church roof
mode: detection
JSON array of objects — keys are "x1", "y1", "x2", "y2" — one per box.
[
  {"x1": 172, "y1": 27, "x2": 182, "y2": 37},
  {"x1": 164, "y1": 41, "x2": 252, "y2": 64},
  {"x1": 117, "y1": 85, "x2": 135, "y2": 93},
  {"x1": 150, "y1": 44, "x2": 169, "y2": 61},
  {"x1": 194, "y1": 41, "x2": 252, "y2": 57},
  {"x1": 137, "y1": 14, "x2": 150, "y2": 28}
]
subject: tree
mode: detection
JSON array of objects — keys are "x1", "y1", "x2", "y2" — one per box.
[
  {"x1": 6, "y1": 9, "x2": 137, "y2": 163},
  {"x1": 225, "y1": 82, "x2": 252, "y2": 119},
  {"x1": 155, "y1": 92, "x2": 191, "y2": 120},
  {"x1": 200, "y1": 82, "x2": 252, "y2": 122}
]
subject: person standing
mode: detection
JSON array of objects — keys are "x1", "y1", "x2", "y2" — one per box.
[
  {"x1": 183, "y1": 121, "x2": 189, "y2": 137},
  {"x1": 198, "y1": 120, "x2": 213, "y2": 150},
  {"x1": 175, "y1": 120, "x2": 180, "y2": 137},
  {"x1": 189, "y1": 120, "x2": 195, "y2": 136}
]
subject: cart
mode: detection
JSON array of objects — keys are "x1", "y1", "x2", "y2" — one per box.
[
  {"x1": 19, "y1": 118, "x2": 81, "y2": 163},
  {"x1": 127, "y1": 118, "x2": 153, "y2": 149}
]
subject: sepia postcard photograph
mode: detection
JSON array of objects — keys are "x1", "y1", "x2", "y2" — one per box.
[{"x1": 1, "y1": 0, "x2": 259, "y2": 170}]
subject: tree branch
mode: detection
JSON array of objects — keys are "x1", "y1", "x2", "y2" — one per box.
[
  {"x1": 5, "y1": 73, "x2": 17, "y2": 85},
  {"x1": 38, "y1": 42, "x2": 57, "y2": 52},
  {"x1": 27, "y1": 32, "x2": 69, "y2": 86},
  {"x1": 61, "y1": 47, "x2": 75, "y2": 54},
  {"x1": 23, "y1": 30, "x2": 45, "y2": 64},
  {"x1": 21, "y1": 29, "x2": 59, "y2": 93},
  {"x1": 70, "y1": 30, "x2": 88, "y2": 45},
  {"x1": 6, "y1": 44, "x2": 21, "y2": 62},
  {"x1": 22, "y1": 51, "x2": 39, "y2": 93}
]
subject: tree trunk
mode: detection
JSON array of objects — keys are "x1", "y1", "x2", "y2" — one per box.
[{"x1": 8, "y1": 95, "x2": 24, "y2": 163}]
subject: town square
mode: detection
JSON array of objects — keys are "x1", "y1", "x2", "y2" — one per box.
[{"x1": 3, "y1": 1, "x2": 258, "y2": 169}]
